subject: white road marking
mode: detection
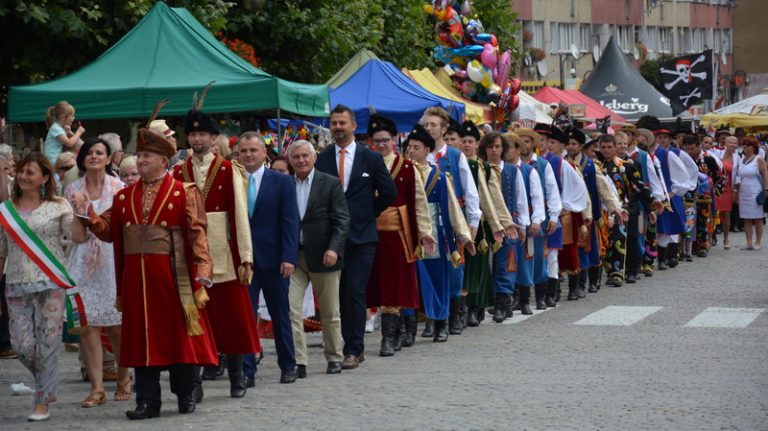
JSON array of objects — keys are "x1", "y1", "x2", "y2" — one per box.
[
  {"x1": 478, "y1": 307, "x2": 553, "y2": 325},
  {"x1": 573, "y1": 306, "x2": 663, "y2": 326},
  {"x1": 684, "y1": 307, "x2": 765, "y2": 328}
]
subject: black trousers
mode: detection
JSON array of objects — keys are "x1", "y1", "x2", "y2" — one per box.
[
  {"x1": 339, "y1": 243, "x2": 377, "y2": 357},
  {"x1": 0, "y1": 276, "x2": 10, "y2": 351},
  {"x1": 135, "y1": 364, "x2": 195, "y2": 408},
  {"x1": 625, "y1": 201, "x2": 642, "y2": 275}
]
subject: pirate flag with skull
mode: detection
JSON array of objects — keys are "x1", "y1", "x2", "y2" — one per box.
[{"x1": 659, "y1": 50, "x2": 714, "y2": 111}]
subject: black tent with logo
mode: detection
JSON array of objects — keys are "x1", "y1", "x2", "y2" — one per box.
[{"x1": 581, "y1": 36, "x2": 686, "y2": 121}]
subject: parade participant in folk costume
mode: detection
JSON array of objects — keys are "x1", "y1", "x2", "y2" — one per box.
[
  {"x1": 365, "y1": 114, "x2": 435, "y2": 355},
  {"x1": 406, "y1": 124, "x2": 474, "y2": 342},
  {"x1": 628, "y1": 128, "x2": 668, "y2": 277},
  {"x1": 73, "y1": 100, "x2": 218, "y2": 419},
  {"x1": 517, "y1": 128, "x2": 562, "y2": 310},
  {"x1": 671, "y1": 130, "x2": 702, "y2": 262},
  {"x1": 172, "y1": 85, "x2": 259, "y2": 399},
  {"x1": 564, "y1": 129, "x2": 599, "y2": 299},
  {"x1": 420, "y1": 107, "x2": 480, "y2": 336},
  {"x1": 459, "y1": 121, "x2": 514, "y2": 325},
  {"x1": 479, "y1": 132, "x2": 528, "y2": 323},
  {"x1": 443, "y1": 117, "x2": 463, "y2": 148},
  {"x1": 504, "y1": 132, "x2": 545, "y2": 315},
  {"x1": 650, "y1": 128, "x2": 694, "y2": 271},
  {"x1": 598, "y1": 135, "x2": 655, "y2": 287},
  {"x1": 531, "y1": 124, "x2": 588, "y2": 304},
  {"x1": 681, "y1": 134, "x2": 723, "y2": 257}
]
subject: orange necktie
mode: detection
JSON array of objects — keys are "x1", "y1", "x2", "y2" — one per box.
[{"x1": 338, "y1": 148, "x2": 346, "y2": 189}]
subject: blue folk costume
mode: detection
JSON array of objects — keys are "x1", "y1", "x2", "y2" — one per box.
[
  {"x1": 529, "y1": 156, "x2": 552, "y2": 285},
  {"x1": 493, "y1": 162, "x2": 521, "y2": 296},
  {"x1": 435, "y1": 145, "x2": 465, "y2": 300},
  {"x1": 654, "y1": 146, "x2": 686, "y2": 235},
  {"x1": 577, "y1": 153, "x2": 601, "y2": 270},
  {"x1": 515, "y1": 162, "x2": 536, "y2": 288},
  {"x1": 417, "y1": 164, "x2": 462, "y2": 321}
]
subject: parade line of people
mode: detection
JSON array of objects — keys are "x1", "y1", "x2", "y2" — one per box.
[{"x1": 0, "y1": 98, "x2": 767, "y2": 422}]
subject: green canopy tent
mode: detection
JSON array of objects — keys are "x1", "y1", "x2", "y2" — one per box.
[{"x1": 7, "y1": 2, "x2": 330, "y2": 123}]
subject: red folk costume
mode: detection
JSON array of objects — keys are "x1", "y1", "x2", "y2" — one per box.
[
  {"x1": 172, "y1": 153, "x2": 260, "y2": 355},
  {"x1": 367, "y1": 152, "x2": 422, "y2": 308},
  {"x1": 88, "y1": 173, "x2": 218, "y2": 367}
]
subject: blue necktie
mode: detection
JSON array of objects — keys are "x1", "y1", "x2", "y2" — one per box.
[{"x1": 248, "y1": 174, "x2": 257, "y2": 217}]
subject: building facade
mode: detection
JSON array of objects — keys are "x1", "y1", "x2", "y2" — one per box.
[{"x1": 515, "y1": 0, "x2": 736, "y2": 103}]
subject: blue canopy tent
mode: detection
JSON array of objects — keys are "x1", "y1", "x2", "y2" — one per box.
[{"x1": 329, "y1": 59, "x2": 465, "y2": 133}]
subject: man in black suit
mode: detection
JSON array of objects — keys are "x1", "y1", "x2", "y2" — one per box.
[
  {"x1": 315, "y1": 105, "x2": 397, "y2": 369},
  {"x1": 286, "y1": 140, "x2": 350, "y2": 377}
]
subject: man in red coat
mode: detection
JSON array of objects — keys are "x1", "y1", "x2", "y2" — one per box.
[
  {"x1": 74, "y1": 119, "x2": 218, "y2": 419},
  {"x1": 172, "y1": 105, "x2": 259, "y2": 400},
  {"x1": 365, "y1": 114, "x2": 435, "y2": 356}
]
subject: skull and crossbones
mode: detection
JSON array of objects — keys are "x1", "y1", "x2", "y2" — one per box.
[
  {"x1": 679, "y1": 87, "x2": 703, "y2": 105},
  {"x1": 661, "y1": 54, "x2": 707, "y2": 90}
]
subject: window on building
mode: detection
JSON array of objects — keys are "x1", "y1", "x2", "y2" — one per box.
[
  {"x1": 723, "y1": 29, "x2": 732, "y2": 53},
  {"x1": 681, "y1": 28, "x2": 692, "y2": 53},
  {"x1": 579, "y1": 24, "x2": 591, "y2": 52},
  {"x1": 659, "y1": 27, "x2": 672, "y2": 54},
  {"x1": 532, "y1": 21, "x2": 545, "y2": 49},
  {"x1": 549, "y1": 22, "x2": 577, "y2": 53},
  {"x1": 612, "y1": 25, "x2": 634, "y2": 53}
]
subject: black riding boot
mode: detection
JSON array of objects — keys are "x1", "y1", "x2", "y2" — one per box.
[
  {"x1": 393, "y1": 314, "x2": 405, "y2": 351},
  {"x1": 466, "y1": 305, "x2": 480, "y2": 327},
  {"x1": 518, "y1": 285, "x2": 533, "y2": 315},
  {"x1": 493, "y1": 293, "x2": 508, "y2": 323},
  {"x1": 433, "y1": 319, "x2": 449, "y2": 342},
  {"x1": 226, "y1": 354, "x2": 246, "y2": 398},
  {"x1": 545, "y1": 278, "x2": 558, "y2": 308},
  {"x1": 567, "y1": 274, "x2": 579, "y2": 301},
  {"x1": 459, "y1": 296, "x2": 468, "y2": 329},
  {"x1": 421, "y1": 319, "x2": 434, "y2": 338},
  {"x1": 379, "y1": 313, "x2": 396, "y2": 357},
  {"x1": 587, "y1": 266, "x2": 600, "y2": 293},
  {"x1": 448, "y1": 298, "x2": 463, "y2": 335},
  {"x1": 577, "y1": 270, "x2": 587, "y2": 298},
  {"x1": 657, "y1": 246, "x2": 668, "y2": 270},
  {"x1": 509, "y1": 289, "x2": 520, "y2": 312},
  {"x1": 534, "y1": 283, "x2": 547, "y2": 310},
  {"x1": 402, "y1": 312, "x2": 417, "y2": 347},
  {"x1": 667, "y1": 242, "x2": 679, "y2": 268}
]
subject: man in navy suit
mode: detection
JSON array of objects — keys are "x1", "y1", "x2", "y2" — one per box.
[
  {"x1": 315, "y1": 105, "x2": 397, "y2": 369},
  {"x1": 238, "y1": 131, "x2": 300, "y2": 384}
]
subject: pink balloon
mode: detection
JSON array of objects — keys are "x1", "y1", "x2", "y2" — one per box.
[
  {"x1": 495, "y1": 50, "x2": 511, "y2": 86},
  {"x1": 480, "y1": 43, "x2": 497, "y2": 69},
  {"x1": 510, "y1": 77, "x2": 521, "y2": 94}
]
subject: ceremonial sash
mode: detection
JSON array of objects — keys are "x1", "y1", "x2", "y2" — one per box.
[
  {"x1": 0, "y1": 201, "x2": 75, "y2": 288},
  {"x1": 0, "y1": 200, "x2": 88, "y2": 331}
]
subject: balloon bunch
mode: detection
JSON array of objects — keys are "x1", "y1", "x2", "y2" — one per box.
[{"x1": 423, "y1": 0, "x2": 521, "y2": 121}]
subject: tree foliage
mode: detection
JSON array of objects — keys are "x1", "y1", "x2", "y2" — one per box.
[
  {"x1": 470, "y1": 0, "x2": 522, "y2": 59},
  {"x1": 638, "y1": 54, "x2": 673, "y2": 93}
]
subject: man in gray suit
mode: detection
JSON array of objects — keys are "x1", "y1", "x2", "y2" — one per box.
[{"x1": 286, "y1": 140, "x2": 350, "y2": 376}]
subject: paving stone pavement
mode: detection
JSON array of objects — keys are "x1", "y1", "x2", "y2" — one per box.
[{"x1": 1, "y1": 234, "x2": 767, "y2": 430}]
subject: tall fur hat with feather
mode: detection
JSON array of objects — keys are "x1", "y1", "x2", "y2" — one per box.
[{"x1": 184, "y1": 81, "x2": 219, "y2": 135}]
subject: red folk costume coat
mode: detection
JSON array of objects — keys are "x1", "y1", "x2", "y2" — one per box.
[
  {"x1": 173, "y1": 155, "x2": 260, "y2": 354},
  {"x1": 367, "y1": 153, "x2": 421, "y2": 308},
  {"x1": 90, "y1": 174, "x2": 218, "y2": 367}
]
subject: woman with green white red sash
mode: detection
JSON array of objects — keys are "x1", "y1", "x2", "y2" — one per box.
[{"x1": 0, "y1": 153, "x2": 80, "y2": 422}]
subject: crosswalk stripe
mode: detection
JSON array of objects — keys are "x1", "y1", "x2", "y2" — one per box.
[
  {"x1": 478, "y1": 307, "x2": 554, "y2": 325},
  {"x1": 684, "y1": 307, "x2": 765, "y2": 328},
  {"x1": 573, "y1": 306, "x2": 662, "y2": 326}
]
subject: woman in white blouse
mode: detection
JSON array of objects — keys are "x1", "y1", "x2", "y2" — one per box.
[{"x1": 0, "y1": 153, "x2": 76, "y2": 422}]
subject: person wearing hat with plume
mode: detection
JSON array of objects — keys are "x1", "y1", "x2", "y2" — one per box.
[
  {"x1": 365, "y1": 113, "x2": 436, "y2": 356},
  {"x1": 459, "y1": 120, "x2": 514, "y2": 325},
  {"x1": 405, "y1": 123, "x2": 474, "y2": 342},
  {"x1": 71, "y1": 99, "x2": 218, "y2": 419},
  {"x1": 517, "y1": 127, "x2": 563, "y2": 310},
  {"x1": 171, "y1": 84, "x2": 261, "y2": 396}
]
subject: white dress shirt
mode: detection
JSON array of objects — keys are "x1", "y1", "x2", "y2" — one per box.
[
  {"x1": 428, "y1": 144, "x2": 481, "y2": 228},
  {"x1": 664, "y1": 150, "x2": 692, "y2": 197},
  {"x1": 335, "y1": 141, "x2": 356, "y2": 193},
  {"x1": 559, "y1": 159, "x2": 589, "y2": 213},
  {"x1": 628, "y1": 146, "x2": 666, "y2": 202},
  {"x1": 498, "y1": 160, "x2": 530, "y2": 227},
  {"x1": 677, "y1": 149, "x2": 700, "y2": 192},
  {"x1": 295, "y1": 169, "x2": 315, "y2": 244},
  {"x1": 530, "y1": 154, "x2": 563, "y2": 222},
  {"x1": 514, "y1": 159, "x2": 545, "y2": 225}
]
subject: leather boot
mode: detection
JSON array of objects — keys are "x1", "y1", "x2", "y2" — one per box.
[
  {"x1": 509, "y1": 289, "x2": 520, "y2": 312},
  {"x1": 421, "y1": 319, "x2": 434, "y2": 338},
  {"x1": 667, "y1": 242, "x2": 679, "y2": 268},
  {"x1": 402, "y1": 312, "x2": 417, "y2": 347},
  {"x1": 226, "y1": 354, "x2": 246, "y2": 398},
  {"x1": 448, "y1": 298, "x2": 463, "y2": 335},
  {"x1": 433, "y1": 319, "x2": 449, "y2": 342},
  {"x1": 459, "y1": 296, "x2": 468, "y2": 329},
  {"x1": 555, "y1": 278, "x2": 562, "y2": 302},
  {"x1": 476, "y1": 306, "x2": 486, "y2": 322},
  {"x1": 534, "y1": 283, "x2": 547, "y2": 310},
  {"x1": 393, "y1": 314, "x2": 405, "y2": 351},
  {"x1": 493, "y1": 293, "x2": 508, "y2": 323},
  {"x1": 518, "y1": 285, "x2": 533, "y2": 315},
  {"x1": 466, "y1": 305, "x2": 480, "y2": 327},
  {"x1": 379, "y1": 313, "x2": 396, "y2": 357},
  {"x1": 588, "y1": 266, "x2": 600, "y2": 292},
  {"x1": 657, "y1": 247, "x2": 668, "y2": 270},
  {"x1": 567, "y1": 274, "x2": 579, "y2": 301},
  {"x1": 545, "y1": 278, "x2": 557, "y2": 308},
  {"x1": 201, "y1": 365, "x2": 218, "y2": 381},
  {"x1": 577, "y1": 270, "x2": 587, "y2": 298}
]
